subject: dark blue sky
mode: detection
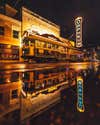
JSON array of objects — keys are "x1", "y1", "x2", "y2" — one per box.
[{"x1": 3, "y1": 0, "x2": 100, "y2": 46}]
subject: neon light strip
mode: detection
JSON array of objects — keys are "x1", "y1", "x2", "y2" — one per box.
[{"x1": 77, "y1": 76, "x2": 85, "y2": 112}]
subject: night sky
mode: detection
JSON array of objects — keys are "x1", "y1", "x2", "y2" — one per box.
[{"x1": 2, "y1": 0, "x2": 100, "y2": 46}]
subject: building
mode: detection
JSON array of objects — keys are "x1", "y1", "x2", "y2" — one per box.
[
  {"x1": 22, "y1": 7, "x2": 60, "y2": 38},
  {"x1": 0, "y1": 4, "x2": 21, "y2": 62},
  {"x1": 0, "y1": 4, "x2": 83, "y2": 63},
  {"x1": 0, "y1": 5, "x2": 61, "y2": 62}
]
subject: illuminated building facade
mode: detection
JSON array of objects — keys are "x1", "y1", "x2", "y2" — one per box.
[
  {"x1": 0, "y1": 4, "x2": 83, "y2": 62},
  {"x1": 0, "y1": 5, "x2": 21, "y2": 62},
  {"x1": 22, "y1": 7, "x2": 60, "y2": 37}
]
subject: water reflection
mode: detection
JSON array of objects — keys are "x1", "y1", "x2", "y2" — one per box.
[
  {"x1": 21, "y1": 66, "x2": 67, "y2": 96},
  {"x1": 23, "y1": 63, "x2": 100, "y2": 125},
  {"x1": 0, "y1": 71, "x2": 21, "y2": 125},
  {"x1": 0, "y1": 66, "x2": 70, "y2": 124},
  {"x1": 0, "y1": 63, "x2": 100, "y2": 125}
]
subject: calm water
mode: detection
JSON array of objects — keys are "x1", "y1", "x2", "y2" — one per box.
[{"x1": 23, "y1": 63, "x2": 100, "y2": 125}]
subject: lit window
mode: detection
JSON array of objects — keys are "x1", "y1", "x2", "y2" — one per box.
[
  {"x1": 13, "y1": 30, "x2": 19, "y2": 38},
  {"x1": 0, "y1": 26, "x2": 4, "y2": 35}
]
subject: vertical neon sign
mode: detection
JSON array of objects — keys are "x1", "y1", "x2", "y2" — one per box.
[
  {"x1": 77, "y1": 76, "x2": 85, "y2": 112},
  {"x1": 75, "y1": 17, "x2": 82, "y2": 48}
]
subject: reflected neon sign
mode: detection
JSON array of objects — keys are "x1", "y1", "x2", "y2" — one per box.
[{"x1": 77, "y1": 76, "x2": 85, "y2": 112}]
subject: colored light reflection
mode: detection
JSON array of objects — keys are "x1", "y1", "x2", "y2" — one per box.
[{"x1": 77, "y1": 76, "x2": 85, "y2": 112}]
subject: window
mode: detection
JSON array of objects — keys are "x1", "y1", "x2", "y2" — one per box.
[
  {"x1": 22, "y1": 48, "x2": 29, "y2": 55},
  {"x1": 11, "y1": 72, "x2": 19, "y2": 82},
  {"x1": 13, "y1": 30, "x2": 19, "y2": 38},
  {"x1": 12, "y1": 90, "x2": 18, "y2": 99},
  {"x1": 22, "y1": 72, "x2": 30, "y2": 81},
  {"x1": 0, "y1": 26, "x2": 4, "y2": 35},
  {"x1": 48, "y1": 43, "x2": 51, "y2": 49}
]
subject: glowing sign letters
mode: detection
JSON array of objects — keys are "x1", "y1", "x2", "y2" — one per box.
[
  {"x1": 77, "y1": 76, "x2": 85, "y2": 112},
  {"x1": 75, "y1": 17, "x2": 82, "y2": 48}
]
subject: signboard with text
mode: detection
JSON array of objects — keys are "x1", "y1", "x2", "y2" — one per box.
[
  {"x1": 75, "y1": 17, "x2": 82, "y2": 48},
  {"x1": 77, "y1": 76, "x2": 85, "y2": 112}
]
